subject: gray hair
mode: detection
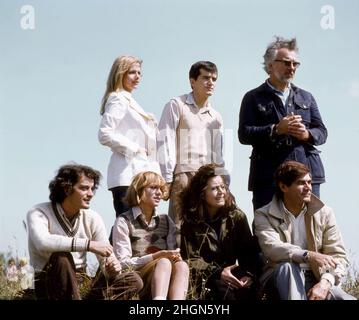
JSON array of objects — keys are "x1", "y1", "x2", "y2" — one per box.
[{"x1": 263, "y1": 36, "x2": 298, "y2": 74}]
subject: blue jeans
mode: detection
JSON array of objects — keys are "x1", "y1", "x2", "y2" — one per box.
[{"x1": 263, "y1": 262, "x2": 356, "y2": 300}]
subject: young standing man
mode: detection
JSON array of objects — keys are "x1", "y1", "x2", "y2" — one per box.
[{"x1": 158, "y1": 61, "x2": 228, "y2": 243}]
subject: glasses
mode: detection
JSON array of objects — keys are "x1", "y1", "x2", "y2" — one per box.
[{"x1": 274, "y1": 59, "x2": 301, "y2": 68}]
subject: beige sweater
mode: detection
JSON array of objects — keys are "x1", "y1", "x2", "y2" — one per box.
[
  {"x1": 158, "y1": 92, "x2": 225, "y2": 182},
  {"x1": 27, "y1": 202, "x2": 109, "y2": 273}
]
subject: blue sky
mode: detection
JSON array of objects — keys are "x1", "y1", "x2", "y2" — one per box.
[{"x1": 1, "y1": 0, "x2": 358, "y2": 267}]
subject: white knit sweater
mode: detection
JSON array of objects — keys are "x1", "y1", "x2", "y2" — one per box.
[{"x1": 27, "y1": 202, "x2": 109, "y2": 273}]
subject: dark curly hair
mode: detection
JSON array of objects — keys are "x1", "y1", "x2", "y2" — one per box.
[
  {"x1": 49, "y1": 163, "x2": 101, "y2": 203},
  {"x1": 179, "y1": 164, "x2": 235, "y2": 223}
]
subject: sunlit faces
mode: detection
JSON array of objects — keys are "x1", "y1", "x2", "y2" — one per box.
[
  {"x1": 270, "y1": 48, "x2": 299, "y2": 85},
  {"x1": 280, "y1": 173, "x2": 312, "y2": 205},
  {"x1": 190, "y1": 68, "x2": 217, "y2": 98},
  {"x1": 123, "y1": 63, "x2": 142, "y2": 92},
  {"x1": 204, "y1": 176, "x2": 226, "y2": 212},
  {"x1": 65, "y1": 175, "x2": 95, "y2": 210},
  {"x1": 140, "y1": 184, "x2": 163, "y2": 208}
]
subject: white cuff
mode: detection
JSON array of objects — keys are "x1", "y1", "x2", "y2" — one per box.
[{"x1": 321, "y1": 273, "x2": 335, "y2": 287}]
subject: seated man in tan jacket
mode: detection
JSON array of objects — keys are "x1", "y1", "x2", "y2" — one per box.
[{"x1": 254, "y1": 160, "x2": 355, "y2": 300}]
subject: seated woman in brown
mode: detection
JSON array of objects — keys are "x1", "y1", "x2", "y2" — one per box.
[
  {"x1": 180, "y1": 164, "x2": 258, "y2": 300},
  {"x1": 112, "y1": 171, "x2": 189, "y2": 300}
]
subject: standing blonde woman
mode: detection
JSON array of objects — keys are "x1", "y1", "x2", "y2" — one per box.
[
  {"x1": 112, "y1": 171, "x2": 189, "y2": 300},
  {"x1": 99, "y1": 55, "x2": 161, "y2": 217}
]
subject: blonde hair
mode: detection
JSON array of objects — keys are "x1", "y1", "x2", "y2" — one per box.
[
  {"x1": 19, "y1": 257, "x2": 28, "y2": 266},
  {"x1": 124, "y1": 171, "x2": 168, "y2": 207},
  {"x1": 100, "y1": 55, "x2": 142, "y2": 115}
]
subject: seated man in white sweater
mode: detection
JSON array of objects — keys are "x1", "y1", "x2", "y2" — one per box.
[{"x1": 26, "y1": 163, "x2": 143, "y2": 300}]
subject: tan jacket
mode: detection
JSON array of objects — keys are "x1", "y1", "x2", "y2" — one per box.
[{"x1": 254, "y1": 195, "x2": 348, "y2": 285}]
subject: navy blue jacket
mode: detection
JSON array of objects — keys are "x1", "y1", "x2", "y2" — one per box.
[{"x1": 238, "y1": 82, "x2": 327, "y2": 191}]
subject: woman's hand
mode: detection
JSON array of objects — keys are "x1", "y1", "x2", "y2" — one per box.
[
  {"x1": 152, "y1": 248, "x2": 182, "y2": 263},
  {"x1": 221, "y1": 264, "x2": 253, "y2": 289},
  {"x1": 237, "y1": 275, "x2": 253, "y2": 288}
]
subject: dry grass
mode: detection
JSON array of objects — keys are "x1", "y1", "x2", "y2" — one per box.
[
  {"x1": 1, "y1": 250, "x2": 359, "y2": 300},
  {"x1": 342, "y1": 259, "x2": 359, "y2": 299}
]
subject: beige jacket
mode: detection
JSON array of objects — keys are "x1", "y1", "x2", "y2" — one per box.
[{"x1": 254, "y1": 195, "x2": 348, "y2": 285}]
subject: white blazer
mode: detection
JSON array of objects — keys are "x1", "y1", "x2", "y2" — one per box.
[{"x1": 98, "y1": 90, "x2": 161, "y2": 188}]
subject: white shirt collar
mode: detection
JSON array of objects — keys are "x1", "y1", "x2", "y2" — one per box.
[
  {"x1": 266, "y1": 79, "x2": 291, "y2": 94},
  {"x1": 131, "y1": 206, "x2": 159, "y2": 220},
  {"x1": 186, "y1": 92, "x2": 212, "y2": 111}
]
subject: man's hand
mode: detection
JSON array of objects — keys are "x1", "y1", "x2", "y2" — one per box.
[
  {"x1": 307, "y1": 279, "x2": 331, "y2": 300},
  {"x1": 276, "y1": 115, "x2": 302, "y2": 135},
  {"x1": 104, "y1": 254, "x2": 122, "y2": 278},
  {"x1": 288, "y1": 120, "x2": 310, "y2": 141},
  {"x1": 308, "y1": 251, "x2": 338, "y2": 270},
  {"x1": 89, "y1": 241, "x2": 113, "y2": 257}
]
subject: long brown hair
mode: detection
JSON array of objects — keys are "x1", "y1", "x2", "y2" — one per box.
[{"x1": 179, "y1": 164, "x2": 235, "y2": 223}]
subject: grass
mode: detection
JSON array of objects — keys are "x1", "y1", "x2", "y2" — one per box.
[
  {"x1": 342, "y1": 257, "x2": 359, "y2": 299},
  {"x1": 1, "y1": 250, "x2": 359, "y2": 300}
]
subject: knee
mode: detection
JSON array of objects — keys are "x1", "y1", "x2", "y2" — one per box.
[
  {"x1": 112, "y1": 271, "x2": 144, "y2": 292},
  {"x1": 130, "y1": 272, "x2": 144, "y2": 292},
  {"x1": 156, "y1": 258, "x2": 172, "y2": 271},
  {"x1": 174, "y1": 261, "x2": 189, "y2": 278},
  {"x1": 273, "y1": 262, "x2": 301, "y2": 283},
  {"x1": 276, "y1": 262, "x2": 300, "y2": 273},
  {"x1": 50, "y1": 252, "x2": 74, "y2": 270}
]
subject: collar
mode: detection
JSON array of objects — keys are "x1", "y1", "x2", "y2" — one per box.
[
  {"x1": 117, "y1": 89, "x2": 133, "y2": 101},
  {"x1": 131, "y1": 206, "x2": 159, "y2": 220},
  {"x1": 53, "y1": 203, "x2": 80, "y2": 237},
  {"x1": 258, "y1": 81, "x2": 297, "y2": 94},
  {"x1": 186, "y1": 92, "x2": 212, "y2": 112},
  {"x1": 118, "y1": 90, "x2": 154, "y2": 121},
  {"x1": 282, "y1": 201, "x2": 308, "y2": 218},
  {"x1": 56, "y1": 203, "x2": 80, "y2": 222},
  {"x1": 266, "y1": 79, "x2": 291, "y2": 95},
  {"x1": 266, "y1": 194, "x2": 325, "y2": 219}
]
